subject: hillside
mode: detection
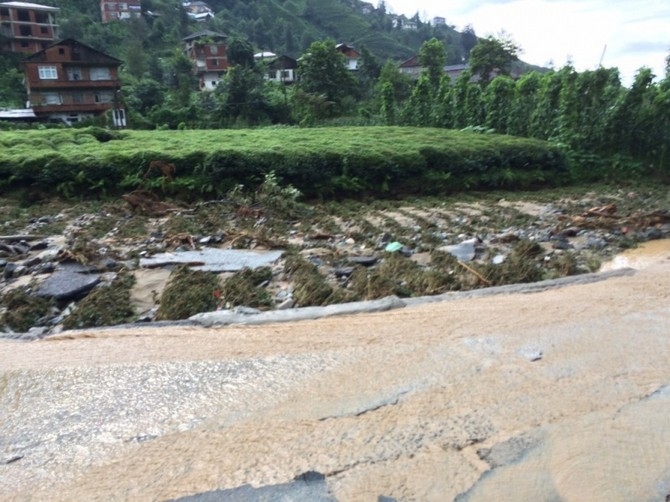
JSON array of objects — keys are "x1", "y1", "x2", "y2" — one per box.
[{"x1": 41, "y1": 0, "x2": 471, "y2": 64}]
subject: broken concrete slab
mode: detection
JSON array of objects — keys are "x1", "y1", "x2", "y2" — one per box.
[
  {"x1": 189, "y1": 295, "x2": 406, "y2": 327},
  {"x1": 36, "y1": 271, "x2": 100, "y2": 301},
  {"x1": 439, "y1": 238, "x2": 479, "y2": 262},
  {"x1": 139, "y1": 248, "x2": 284, "y2": 272}
]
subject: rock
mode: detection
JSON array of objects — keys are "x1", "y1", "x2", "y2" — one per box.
[
  {"x1": 348, "y1": 255, "x2": 378, "y2": 267},
  {"x1": 587, "y1": 237, "x2": 608, "y2": 250},
  {"x1": 36, "y1": 272, "x2": 101, "y2": 301},
  {"x1": 23, "y1": 256, "x2": 42, "y2": 268},
  {"x1": 492, "y1": 254, "x2": 507, "y2": 265},
  {"x1": 277, "y1": 298, "x2": 295, "y2": 310},
  {"x1": 29, "y1": 241, "x2": 49, "y2": 251},
  {"x1": 552, "y1": 238, "x2": 572, "y2": 250},
  {"x1": 0, "y1": 259, "x2": 6, "y2": 268},
  {"x1": 333, "y1": 266, "x2": 355, "y2": 278},
  {"x1": 3, "y1": 262, "x2": 16, "y2": 279},
  {"x1": 645, "y1": 228, "x2": 663, "y2": 240}
]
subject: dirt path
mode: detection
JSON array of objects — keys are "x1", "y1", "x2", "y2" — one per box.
[{"x1": 2, "y1": 254, "x2": 670, "y2": 501}]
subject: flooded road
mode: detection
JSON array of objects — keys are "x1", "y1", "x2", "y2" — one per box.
[{"x1": 1, "y1": 254, "x2": 670, "y2": 501}]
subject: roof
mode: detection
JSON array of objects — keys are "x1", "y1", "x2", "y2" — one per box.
[
  {"x1": 0, "y1": 108, "x2": 37, "y2": 119},
  {"x1": 183, "y1": 30, "x2": 227, "y2": 42},
  {"x1": 0, "y1": 1, "x2": 59, "y2": 11},
  {"x1": 22, "y1": 39, "x2": 123, "y2": 64}
]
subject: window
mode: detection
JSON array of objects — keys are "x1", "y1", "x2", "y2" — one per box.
[
  {"x1": 211, "y1": 58, "x2": 218, "y2": 66},
  {"x1": 41, "y1": 92, "x2": 61, "y2": 105},
  {"x1": 281, "y1": 70, "x2": 291, "y2": 79},
  {"x1": 90, "y1": 67, "x2": 111, "y2": 80},
  {"x1": 210, "y1": 45, "x2": 218, "y2": 55},
  {"x1": 17, "y1": 9, "x2": 29, "y2": 21},
  {"x1": 94, "y1": 91, "x2": 113, "y2": 104},
  {"x1": 38, "y1": 66, "x2": 58, "y2": 79},
  {"x1": 67, "y1": 67, "x2": 82, "y2": 81},
  {"x1": 0, "y1": 8, "x2": 9, "y2": 17},
  {"x1": 19, "y1": 25, "x2": 31, "y2": 36},
  {"x1": 35, "y1": 12, "x2": 49, "y2": 23},
  {"x1": 40, "y1": 26, "x2": 48, "y2": 34}
]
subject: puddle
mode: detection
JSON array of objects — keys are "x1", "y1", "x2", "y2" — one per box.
[{"x1": 600, "y1": 239, "x2": 670, "y2": 272}]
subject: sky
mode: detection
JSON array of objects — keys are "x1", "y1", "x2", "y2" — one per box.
[{"x1": 385, "y1": 0, "x2": 670, "y2": 86}]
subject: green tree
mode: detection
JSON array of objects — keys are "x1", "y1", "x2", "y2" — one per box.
[
  {"x1": 469, "y1": 35, "x2": 521, "y2": 86},
  {"x1": 418, "y1": 38, "x2": 446, "y2": 91},
  {"x1": 227, "y1": 37, "x2": 255, "y2": 68},
  {"x1": 508, "y1": 71, "x2": 541, "y2": 137},
  {"x1": 297, "y1": 39, "x2": 357, "y2": 114},
  {"x1": 403, "y1": 73, "x2": 433, "y2": 126},
  {"x1": 377, "y1": 60, "x2": 413, "y2": 103},
  {"x1": 484, "y1": 75, "x2": 516, "y2": 133},
  {"x1": 380, "y1": 81, "x2": 396, "y2": 125},
  {"x1": 460, "y1": 25, "x2": 478, "y2": 60},
  {"x1": 452, "y1": 69, "x2": 472, "y2": 129}
]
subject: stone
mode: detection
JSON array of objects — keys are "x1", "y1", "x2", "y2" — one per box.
[
  {"x1": 348, "y1": 255, "x2": 378, "y2": 267},
  {"x1": 277, "y1": 298, "x2": 295, "y2": 309},
  {"x1": 36, "y1": 272, "x2": 101, "y2": 301}
]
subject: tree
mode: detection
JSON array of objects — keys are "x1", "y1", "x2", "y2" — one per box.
[
  {"x1": 483, "y1": 76, "x2": 516, "y2": 133},
  {"x1": 469, "y1": 34, "x2": 521, "y2": 86},
  {"x1": 418, "y1": 38, "x2": 446, "y2": 91},
  {"x1": 227, "y1": 37, "x2": 255, "y2": 68},
  {"x1": 460, "y1": 25, "x2": 477, "y2": 60},
  {"x1": 297, "y1": 39, "x2": 357, "y2": 112}
]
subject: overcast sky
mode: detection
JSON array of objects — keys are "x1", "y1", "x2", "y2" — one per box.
[{"x1": 385, "y1": 0, "x2": 669, "y2": 86}]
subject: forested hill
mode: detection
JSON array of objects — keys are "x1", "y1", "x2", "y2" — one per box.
[{"x1": 40, "y1": 0, "x2": 476, "y2": 64}]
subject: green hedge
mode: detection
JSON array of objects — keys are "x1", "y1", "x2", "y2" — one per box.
[{"x1": 0, "y1": 126, "x2": 570, "y2": 199}]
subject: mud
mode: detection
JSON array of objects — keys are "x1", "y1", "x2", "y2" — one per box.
[{"x1": 1, "y1": 253, "x2": 670, "y2": 501}]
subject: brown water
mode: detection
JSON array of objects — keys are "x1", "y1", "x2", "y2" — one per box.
[
  {"x1": 600, "y1": 238, "x2": 670, "y2": 271},
  {"x1": 2, "y1": 260, "x2": 670, "y2": 501}
]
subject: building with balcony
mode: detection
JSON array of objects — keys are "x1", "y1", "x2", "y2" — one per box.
[
  {"x1": 22, "y1": 38, "x2": 124, "y2": 125},
  {"x1": 0, "y1": 1, "x2": 58, "y2": 54},
  {"x1": 100, "y1": 0, "x2": 142, "y2": 23},
  {"x1": 183, "y1": 30, "x2": 228, "y2": 91}
]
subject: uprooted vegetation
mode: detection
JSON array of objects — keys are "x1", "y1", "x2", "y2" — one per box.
[
  {"x1": 155, "y1": 265, "x2": 222, "y2": 321},
  {"x1": 62, "y1": 273, "x2": 136, "y2": 330}
]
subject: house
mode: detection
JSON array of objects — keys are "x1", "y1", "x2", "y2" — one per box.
[
  {"x1": 0, "y1": 1, "x2": 58, "y2": 54},
  {"x1": 261, "y1": 55, "x2": 297, "y2": 84},
  {"x1": 431, "y1": 17, "x2": 446, "y2": 27},
  {"x1": 335, "y1": 43, "x2": 360, "y2": 71},
  {"x1": 183, "y1": 30, "x2": 228, "y2": 91},
  {"x1": 182, "y1": 1, "x2": 213, "y2": 22},
  {"x1": 21, "y1": 39, "x2": 125, "y2": 126},
  {"x1": 100, "y1": 0, "x2": 142, "y2": 23},
  {"x1": 399, "y1": 56, "x2": 470, "y2": 82}
]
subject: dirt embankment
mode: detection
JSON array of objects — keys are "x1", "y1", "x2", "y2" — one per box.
[{"x1": 1, "y1": 245, "x2": 670, "y2": 501}]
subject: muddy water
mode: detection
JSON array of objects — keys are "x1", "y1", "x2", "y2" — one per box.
[
  {"x1": 600, "y1": 238, "x2": 670, "y2": 271},
  {"x1": 2, "y1": 261, "x2": 670, "y2": 501}
]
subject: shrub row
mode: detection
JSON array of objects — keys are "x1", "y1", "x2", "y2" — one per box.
[{"x1": 0, "y1": 126, "x2": 570, "y2": 199}]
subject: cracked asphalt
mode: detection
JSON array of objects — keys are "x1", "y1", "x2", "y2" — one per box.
[{"x1": 1, "y1": 256, "x2": 670, "y2": 501}]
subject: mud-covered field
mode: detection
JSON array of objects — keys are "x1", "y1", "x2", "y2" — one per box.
[{"x1": 0, "y1": 182, "x2": 669, "y2": 336}]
